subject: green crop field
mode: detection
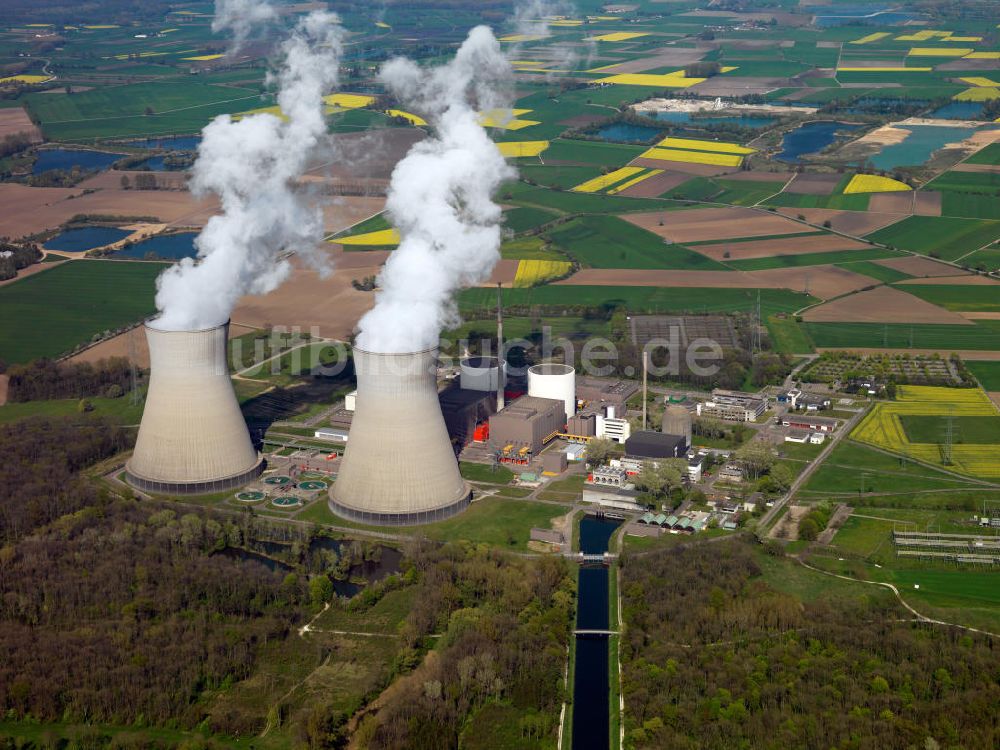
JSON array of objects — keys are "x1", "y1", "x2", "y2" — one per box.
[
  {"x1": 804, "y1": 320, "x2": 1000, "y2": 351},
  {"x1": 837, "y1": 260, "x2": 913, "y2": 283},
  {"x1": 940, "y1": 192, "x2": 1000, "y2": 221},
  {"x1": 727, "y1": 247, "x2": 900, "y2": 271},
  {"x1": 506, "y1": 184, "x2": 670, "y2": 215},
  {"x1": 926, "y1": 170, "x2": 1000, "y2": 197},
  {"x1": 546, "y1": 214, "x2": 727, "y2": 270},
  {"x1": 966, "y1": 142, "x2": 1000, "y2": 165},
  {"x1": 502, "y1": 206, "x2": 559, "y2": 233},
  {"x1": 898, "y1": 284, "x2": 1000, "y2": 312},
  {"x1": 899, "y1": 415, "x2": 1000, "y2": 444},
  {"x1": 765, "y1": 191, "x2": 870, "y2": 211},
  {"x1": 499, "y1": 237, "x2": 567, "y2": 261},
  {"x1": 0, "y1": 260, "x2": 165, "y2": 363},
  {"x1": 460, "y1": 285, "x2": 816, "y2": 316},
  {"x1": 865, "y1": 216, "x2": 1000, "y2": 261},
  {"x1": 538, "y1": 139, "x2": 645, "y2": 167},
  {"x1": 967, "y1": 360, "x2": 1000, "y2": 391},
  {"x1": 517, "y1": 164, "x2": 602, "y2": 190}
]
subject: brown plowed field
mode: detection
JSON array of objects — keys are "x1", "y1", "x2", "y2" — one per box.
[
  {"x1": 897, "y1": 274, "x2": 1000, "y2": 285},
  {"x1": 70, "y1": 321, "x2": 259, "y2": 369},
  {"x1": 624, "y1": 206, "x2": 808, "y2": 243},
  {"x1": 617, "y1": 170, "x2": 690, "y2": 197},
  {"x1": 555, "y1": 264, "x2": 871, "y2": 299},
  {"x1": 913, "y1": 191, "x2": 942, "y2": 216},
  {"x1": 875, "y1": 255, "x2": 969, "y2": 277},
  {"x1": 0, "y1": 184, "x2": 83, "y2": 237},
  {"x1": 485, "y1": 259, "x2": 518, "y2": 285},
  {"x1": 783, "y1": 173, "x2": 841, "y2": 195},
  {"x1": 0, "y1": 107, "x2": 41, "y2": 142},
  {"x1": 694, "y1": 233, "x2": 870, "y2": 261},
  {"x1": 688, "y1": 78, "x2": 790, "y2": 97},
  {"x1": 802, "y1": 286, "x2": 972, "y2": 324},
  {"x1": 868, "y1": 192, "x2": 914, "y2": 214},
  {"x1": 775, "y1": 207, "x2": 903, "y2": 235},
  {"x1": 959, "y1": 312, "x2": 1000, "y2": 320},
  {"x1": 951, "y1": 163, "x2": 1000, "y2": 173},
  {"x1": 593, "y1": 49, "x2": 705, "y2": 74}
]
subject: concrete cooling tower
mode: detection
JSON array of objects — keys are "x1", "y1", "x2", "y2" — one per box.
[
  {"x1": 330, "y1": 347, "x2": 471, "y2": 525},
  {"x1": 662, "y1": 403, "x2": 692, "y2": 449},
  {"x1": 126, "y1": 321, "x2": 264, "y2": 494}
]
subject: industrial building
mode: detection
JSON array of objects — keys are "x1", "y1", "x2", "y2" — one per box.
[
  {"x1": 566, "y1": 403, "x2": 631, "y2": 444},
  {"x1": 782, "y1": 414, "x2": 838, "y2": 432},
  {"x1": 590, "y1": 465, "x2": 628, "y2": 487},
  {"x1": 697, "y1": 396, "x2": 767, "y2": 423},
  {"x1": 126, "y1": 321, "x2": 264, "y2": 494},
  {"x1": 330, "y1": 347, "x2": 471, "y2": 526},
  {"x1": 576, "y1": 377, "x2": 638, "y2": 410},
  {"x1": 489, "y1": 395, "x2": 565, "y2": 463},
  {"x1": 438, "y1": 385, "x2": 495, "y2": 446},
  {"x1": 625, "y1": 430, "x2": 688, "y2": 461}
]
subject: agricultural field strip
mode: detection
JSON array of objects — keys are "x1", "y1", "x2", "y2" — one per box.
[{"x1": 32, "y1": 89, "x2": 262, "y2": 123}]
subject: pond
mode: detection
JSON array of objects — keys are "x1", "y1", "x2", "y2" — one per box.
[
  {"x1": 122, "y1": 135, "x2": 201, "y2": 150},
  {"x1": 44, "y1": 226, "x2": 130, "y2": 252},
  {"x1": 775, "y1": 120, "x2": 862, "y2": 163},
  {"x1": 114, "y1": 232, "x2": 199, "y2": 260},
  {"x1": 595, "y1": 122, "x2": 662, "y2": 143},
  {"x1": 654, "y1": 111, "x2": 776, "y2": 129},
  {"x1": 572, "y1": 515, "x2": 622, "y2": 750},
  {"x1": 868, "y1": 124, "x2": 980, "y2": 170},
  {"x1": 216, "y1": 546, "x2": 293, "y2": 574},
  {"x1": 929, "y1": 101, "x2": 985, "y2": 120},
  {"x1": 33, "y1": 149, "x2": 122, "y2": 175}
]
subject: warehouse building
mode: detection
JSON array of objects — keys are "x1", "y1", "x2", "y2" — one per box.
[
  {"x1": 782, "y1": 414, "x2": 839, "y2": 433},
  {"x1": 624, "y1": 430, "x2": 688, "y2": 464},
  {"x1": 576, "y1": 377, "x2": 639, "y2": 410}
]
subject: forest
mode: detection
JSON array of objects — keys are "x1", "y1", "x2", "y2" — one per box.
[
  {"x1": 619, "y1": 540, "x2": 1000, "y2": 750},
  {"x1": 4, "y1": 357, "x2": 135, "y2": 402}
]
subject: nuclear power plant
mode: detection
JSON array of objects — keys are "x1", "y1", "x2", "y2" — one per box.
[
  {"x1": 329, "y1": 347, "x2": 471, "y2": 525},
  {"x1": 126, "y1": 321, "x2": 264, "y2": 494}
]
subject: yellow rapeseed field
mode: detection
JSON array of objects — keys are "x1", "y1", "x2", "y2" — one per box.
[
  {"x1": 908, "y1": 47, "x2": 974, "y2": 57},
  {"x1": 965, "y1": 52, "x2": 1000, "y2": 59},
  {"x1": 571, "y1": 167, "x2": 644, "y2": 193},
  {"x1": 607, "y1": 169, "x2": 663, "y2": 195},
  {"x1": 375, "y1": 21, "x2": 391, "y2": 29},
  {"x1": 954, "y1": 87, "x2": 1000, "y2": 101},
  {"x1": 960, "y1": 76, "x2": 1000, "y2": 87},
  {"x1": 386, "y1": 109, "x2": 427, "y2": 126},
  {"x1": 843, "y1": 174, "x2": 912, "y2": 194},
  {"x1": 851, "y1": 385, "x2": 1000, "y2": 479},
  {"x1": 0, "y1": 74, "x2": 53, "y2": 84},
  {"x1": 499, "y1": 34, "x2": 543, "y2": 42},
  {"x1": 334, "y1": 229, "x2": 400, "y2": 246},
  {"x1": 495, "y1": 141, "x2": 549, "y2": 158},
  {"x1": 639, "y1": 148, "x2": 743, "y2": 167},
  {"x1": 599, "y1": 72, "x2": 704, "y2": 87},
  {"x1": 590, "y1": 32, "x2": 648, "y2": 42},
  {"x1": 323, "y1": 93, "x2": 375, "y2": 109},
  {"x1": 183, "y1": 54, "x2": 224, "y2": 61},
  {"x1": 654, "y1": 136, "x2": 755, "y2": 155},
  {"x1": 850, "y1": 32, "x2": 891, "y2": 44},
  {"x1": 514, "y1": 260, "x2": 573, "y2": 288}
]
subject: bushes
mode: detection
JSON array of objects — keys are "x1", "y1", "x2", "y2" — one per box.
[
  {"x1": 797, "y1": 503, "x2": 833, "y2": 541},
  {"x1": 6, "y1": 356, "x2": 134, "y2": 402}
]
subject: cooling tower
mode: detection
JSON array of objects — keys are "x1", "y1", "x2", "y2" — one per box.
[
  {"x1": 528, "y1": 363, "x2": 576, "y2": 420},
  {"x1": 662, "y1": 403, "x2": 692, "y2": 449},
  {"x1": 126, "y1": 321, "x2": 264, "y2": 494},
  {"x1": 330, "y1": 347, "x2": 471, "y2": 525}
]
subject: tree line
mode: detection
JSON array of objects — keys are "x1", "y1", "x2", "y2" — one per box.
[
  {"x1": 5, "y1": 357, "x2": 136, "y2": 402},
  {"x1": 619, "y1": 539, "x2": 1000, "y2": 749},
  {"x1": 0, "y1": 240, "x2": 41, "y2": 282}
]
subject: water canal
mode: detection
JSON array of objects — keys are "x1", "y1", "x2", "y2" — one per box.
[{"x1": 571, "y1": 514, "x2": 622, "y2": 750}]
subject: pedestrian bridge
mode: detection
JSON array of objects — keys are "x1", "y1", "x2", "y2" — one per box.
[{"x1": 574, "y1": 629, "x2": 618, "y2": 636}]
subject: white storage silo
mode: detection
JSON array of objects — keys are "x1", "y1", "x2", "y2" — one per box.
[
  {"x1": 126, "y1": 321, "x2": 264, "y2": 494},
  {"x1": 527, "y1": 363, "x2": 575, "y2": 420},
  {"x1": 459, "y1": 356, "x2": 505, "y2": 392},
  {"x1": 330, "y1": 347, "x2": 471, "y2": 525}
]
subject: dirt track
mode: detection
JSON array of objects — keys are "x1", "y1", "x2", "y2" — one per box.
[
  {"x1": 802, "y1": 286, "x2": 972, "y2": 324},
  {"x1": 624, "y1": 206, "x2": 806, "y2": 243}
]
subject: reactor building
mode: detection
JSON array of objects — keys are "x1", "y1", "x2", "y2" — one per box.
[
  {"x1": 329, "y1": 347, "x2": 471, "y2": 525},
  {"x1": 126, "y1": 321, "x2": 264, "y2": 494}
]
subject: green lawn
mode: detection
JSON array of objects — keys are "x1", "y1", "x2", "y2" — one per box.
[
  {"x1": 766, "y1": 315, "x2": 815, "y2": 355},
  {"x1": 966, "y1": 360, "x2": 1000, "y2": 391},
  {"x1": 545, "y1": 214, "x2": 726, "y2": 270},
  {"x1": 0, "y1": 260, "x2": 165, "y2": 363},
  {"x1": 865, "y1": 216, "x2": 1000, "y2": 262},
  {"x1": 0, "y1": 395, "x2": 144, "y2": 425},
  {"x1": 899, "y1": 414, "x2": 1000, "y2": 444},
  {"x1": 896, "y1": 284, "x2": 1000, "y2": 312},
  {"x1": 297, "y1": 497, "x2": 565, "y2": 551},
  {"x1": 460, "y1": 461, "x2": 515, "y2": 485}
]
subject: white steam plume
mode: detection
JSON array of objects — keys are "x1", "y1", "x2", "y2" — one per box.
[
  {"x1": 510, "y1": 0, "x2": 592, "y2": 76},
  {"x1": 213, "y1": 0, "x2": 277, "y2": 52},
  {"x1": 154, "y1": 10, "x2": 344, "y2": 332},
  {"x1": 354, "y1": 26, "x2": 516, "y2": 353}
]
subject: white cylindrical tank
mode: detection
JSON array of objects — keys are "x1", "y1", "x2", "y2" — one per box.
[
  {"x1": 528, "y1": 363, "x2": 575, "y2": 420},
  {"x1": 459, "y1": 356, "x2": 505, "y2": 392},
  {"x1": 330, "y1": 347, "x2": 471, "y2": 525},
  {"x1": 126, "y1": 321, "x2": 263, "y2": 494}
]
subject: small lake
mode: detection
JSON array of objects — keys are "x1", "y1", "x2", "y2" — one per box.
[
  {"x1": 775, "y1": 121, "x2": 862, "y2": 163},
  {"x1": 114, "y1": 232, "x2": 199, "y2": 260},
  {"x1": 654, "y1": 111, "x2": 776, "y2": 129},
  {"x1": 572, "y1": 515, "x2": 622, "y2": 750},
  {"x1": 869, "y1": 124, "x2": 980, "y2": 170},
  {"x1": 44, "y1": 226, "x2": 129, "y2": 252},
  {"x1": 929, "y1": 101, "x2": 985, "y2": 120},
  {"x1": 33, "y1": 149, "x2": 122, "y2": 175},
  {"x1": 595, "y1": 123, "x2": 661, "y2": 143},
  {"x1": 122, "y1": 135, "x2": 201, "y2": 150}
]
